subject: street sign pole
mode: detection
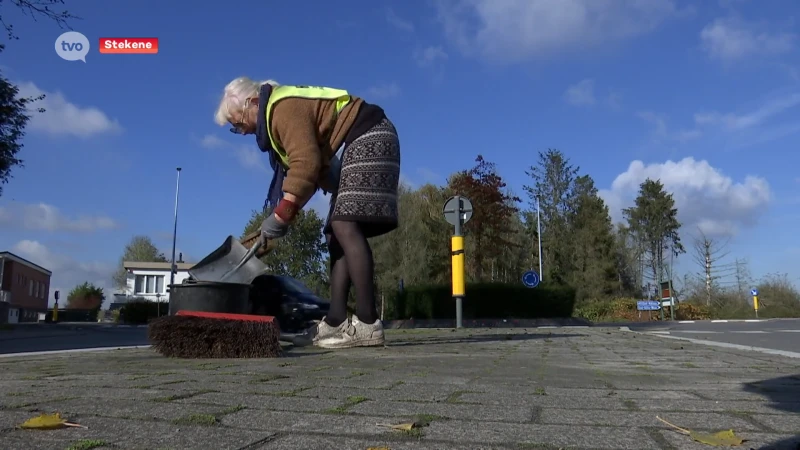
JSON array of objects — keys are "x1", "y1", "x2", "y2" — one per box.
[{"x1": 443, "y1": 196, "x2": 473, "y2": 329}]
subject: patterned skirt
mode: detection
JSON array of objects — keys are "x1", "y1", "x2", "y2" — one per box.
[{"x1": 324, "y1": 118, "x2": 400, "y2": 239}]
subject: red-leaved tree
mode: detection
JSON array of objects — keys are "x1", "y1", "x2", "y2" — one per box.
[{"x1": 448, "y1": 155, "x2": 520, "y2": 281}]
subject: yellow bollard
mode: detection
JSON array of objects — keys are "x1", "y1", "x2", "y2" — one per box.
[
  {"x1": 451, "y1": 236, "x2": 465, "y2": 297},
  {"x1": 753, "y1": 295, "x2": 759, "y2": 318}
]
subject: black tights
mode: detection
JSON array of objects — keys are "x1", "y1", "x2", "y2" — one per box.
[{"x1": 324, "y1": 221, "x2": 378, "y2": 327}]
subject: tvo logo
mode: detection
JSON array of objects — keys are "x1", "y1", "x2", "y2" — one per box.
[{"x1": 55, "y1": 31, "x2": 90, "y2": 62}]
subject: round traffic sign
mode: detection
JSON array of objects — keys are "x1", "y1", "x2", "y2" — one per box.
[
  {"x1": 442, "y1": 196, "x2": 474, "y2": 226},
  {"x1": 522, "y1": 270, "x2": 540, "y2": 288}
]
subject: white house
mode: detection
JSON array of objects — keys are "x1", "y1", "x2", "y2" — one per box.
[{"x1": 113, "y1": 261, "x2": 194, "y2": 305}]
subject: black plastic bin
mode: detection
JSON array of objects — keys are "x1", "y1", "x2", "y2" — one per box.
[{"x1": 168, "y1": 281, "x2": 251, "y2": 316}]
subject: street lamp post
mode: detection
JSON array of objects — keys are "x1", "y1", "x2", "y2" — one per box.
[
  {"x1": 156, "y1": 293, "x2": 162, "y2": 317},
  {"x1": 536, "y1": 197, "x2": 543, "y2": 282},
  {"x1": 169, "y1": 168, "x2": 182, "y2": 291}
]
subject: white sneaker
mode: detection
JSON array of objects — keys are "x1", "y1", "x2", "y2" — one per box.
[
  {"x1": 292, "y1": 317, "x2": 347, "y2": 347},
  {"x1": 316, "y1": 317, "x2": 385, "y2": 349}
]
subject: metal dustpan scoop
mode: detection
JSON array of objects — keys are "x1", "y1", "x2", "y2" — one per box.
[{"x1": 188, "y1": 235, "x2": 269, "y2": 285}]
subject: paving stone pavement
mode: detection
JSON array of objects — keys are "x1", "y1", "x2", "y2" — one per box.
[{"x1": 0, "y1": 327, "x2": 798, "y2": 450}]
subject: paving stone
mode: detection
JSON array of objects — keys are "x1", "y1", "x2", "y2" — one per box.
[
  {"x1": 1, "y1": 327, "x2": 797, "y2": 449},
  {"x1": 423, "y1": 420, "x2": 662, "y2": 449},
  {"x1": 539, "y1": 408, "x2": 763, "y2": 431},
  {"x1": 176, "y1": 392, "x2": 341, "y2": 412},
  {"x1": 457, "y1": 391, "x2": 630, "y2": 410},
  {"x1": 254, "y1": 434, "x2": 510, "y2": 449},
  {"x1": 752, "y1": 414, "x2": 800, "y2": 433},
  {"x1": 658, "y1": 429, "x2": 800, "y2": 450},
  {"x1": 19, "y1": 398, "x2": 224, "y2": 421},
  {"x1": 0, "y1": 415, "x2": 274, "y2": 450},
  {"x1": 349, "y1": 399, "x2": 534, "y2": 422},
  {"x1": 220, "y1": 410, "x2": 408, "y2": 436},
  {"x1": 632, "y1": 398, "x2": 798, "y2": 414}
]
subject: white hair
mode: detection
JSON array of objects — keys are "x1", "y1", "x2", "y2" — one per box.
[{"x1": 214, "y1": 77, "x2": 280, "y2": 126}]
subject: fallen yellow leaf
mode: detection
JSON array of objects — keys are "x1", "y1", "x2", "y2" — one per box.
[
  {"x1": 19, "y1": 413, "x2": 86, "y2": 430},
  {"x1": 690, "y1": 429, "x2": 744, "y2": 446},
  {"x1": 376, "y1": 421, "x2": 427, "y2": 432},
  {"x1": 657, "y1": 416, "x2": 745, "y2": 447}
]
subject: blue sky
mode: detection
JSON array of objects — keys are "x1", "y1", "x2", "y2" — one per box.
[{"x1": 0, "y1": 0, "x2": 798, "y2": 303}]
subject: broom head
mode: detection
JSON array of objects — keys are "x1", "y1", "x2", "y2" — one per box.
[{"x1": 148, "y1": 311, "x2": 282, "y2": 359}]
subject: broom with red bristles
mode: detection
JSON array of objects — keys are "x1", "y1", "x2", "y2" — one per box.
[{"x1": 148, "y1": 232, "x2": 284, "y2": 358}]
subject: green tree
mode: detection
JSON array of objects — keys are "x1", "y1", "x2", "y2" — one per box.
[
  {"x1": 448, "y1": 155, "x2": 520, "y2": 281},
  {"x1": 623, "y1": 178, "x2": 685, "y2": 288},
  {"x1": 112, "y1": 236, "x2": 168, "y2": 289},
  {"x1": 241, "y1": 208, "x2": 328, "y2": 292},
  {"x1": 370, "y1": 183, "x2": 452, "y2": 297},
  {"x1": 567, "y1": 175, "x2": 617, "y2": 301},
  {"x1": 66, "y1": 281, "x2": 104, "y2": 310},
  {"x1": 1, "y1": 0, "x2": 78, "y2": 195},
  {"x1": 523, "y1": 149, "x2": 579, "y2": 283}
]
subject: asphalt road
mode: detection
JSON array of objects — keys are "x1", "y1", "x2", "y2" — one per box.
[
  {"x1": 628, "y1": 318, "x2": 800, "y2": 354},
  {"x1": 2, "y1": 319, "x2": 798, "y2": 355},
  {"x1": 0, "y1": 324, "x2": 149, "y2": 355}
]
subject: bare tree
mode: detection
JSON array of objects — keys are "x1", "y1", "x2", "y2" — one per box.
[
  {"x1": 690, "y1": 228, "x2": 736, "y2": 306},
  {"x1": 733, "y1": 258, "x2": 753, "y2": 301}
]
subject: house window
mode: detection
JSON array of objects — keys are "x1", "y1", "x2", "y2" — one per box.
[
  {"x1": 134, "y1": 275, "x2": 165, "y2": 294},
  {"x1": 29, "y1": 280, "x2": 34, "y2": 296}
]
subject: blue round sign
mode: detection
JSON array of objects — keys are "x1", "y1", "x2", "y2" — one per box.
[{"x1": 522, "y1": 270, "x2": 540, "y2": 288}]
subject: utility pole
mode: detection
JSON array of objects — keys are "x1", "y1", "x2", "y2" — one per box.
[
  {"x1": 536, "y1": 197, "x2": 543, "y2": 281},
  {"x1": 169, "y1": 168, "x2": 182, "y2": 290}
]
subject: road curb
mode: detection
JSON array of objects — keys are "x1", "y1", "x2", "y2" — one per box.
[
  {"x1": 0, "y1": 345, "x2": 152, "y2": 359},
  {"x1": 677, "y1": 319, "x2": 768, "y2": 324}
]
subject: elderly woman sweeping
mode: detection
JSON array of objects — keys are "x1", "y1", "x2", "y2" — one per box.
[{"x1": 213, "y1": 77, "x2": 400, "y2": 349}]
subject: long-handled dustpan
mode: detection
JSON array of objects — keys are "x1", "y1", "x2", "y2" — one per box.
[{"x1": 187, "y1": 233, "x2": 276, "y2": 285}]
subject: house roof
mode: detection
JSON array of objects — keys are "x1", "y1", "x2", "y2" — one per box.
[
  {"x1": 123, "y1": 261, "x2": 195, "y2": 271},
  {"x1": 0, "y1": 252, "x2": 52, "y2": 275}
]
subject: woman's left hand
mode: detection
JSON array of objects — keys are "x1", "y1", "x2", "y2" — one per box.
[{"x1": 260, "y1": 213, "x2": 289, "y2": 239}]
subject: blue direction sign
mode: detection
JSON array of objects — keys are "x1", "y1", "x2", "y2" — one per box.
[
  {"x1": 522, "y1": 270, "x2": 540, "y2": 288},
  {"x1": 637, "y1": 300, "x2": 660, "y2": 311},
  {"x1": 751, "y1": 288, "x2": 758, "y2": 296}
]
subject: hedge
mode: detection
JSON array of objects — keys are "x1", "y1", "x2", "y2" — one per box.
[
  {"x1": 118, "y1": 299, "x2": 168, "y2": 324},
  {"x1": 386, "y1": 282, "x2": 576, "y2": 320}
]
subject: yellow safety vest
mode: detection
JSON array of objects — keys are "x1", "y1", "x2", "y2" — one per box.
[{"x1": 265, "y1": 85, "x2": 351, "y2": 167}]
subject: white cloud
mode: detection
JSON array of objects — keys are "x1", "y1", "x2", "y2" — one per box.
[
  {"x1": 199, "y1": 134, "x2": 228, "y2": 149},
  {"x1": 386, "y1": 8, "x2": 415, "y2": 32},
  {"x1": 11, "y1": 240, "x2": 114, "y2": 307},
  {"x1": 436, "y1": 0, "x2": 689, "y2": 63},
  {"x1": 15, "y1": 82, "x2": 122, "y2": 138},
  {"x1": 198, "y1": 134, "x2": 269, "y2": 173},
  {"x1": 599, "y1": 157, "x2": 771, "y2": 237},
  {"x1": 700, "y1": 16, "x2": 796, "y2": 62},
  {"x1": 0, "y1": 202, "x2": 119, "y2": 232},
  {"x1": 637, "y1": 111, "x2": 702, "y2": 142},
  {"x1": 413, "y1": 46, "x2": 449, "y2": 67},
  {"x1": 694, "y1": 93, "x2": 800, "y2": 131},
  {"x1": 366, "y1": 83, "x2": 401, "y2": 99},
  {"x1": 564, "y1": 79, "x2": 596, "y2": 106}
]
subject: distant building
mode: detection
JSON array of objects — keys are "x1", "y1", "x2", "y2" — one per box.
[
  {"x1": 0, "y1": 252, "x2": 52, "y2": 324},
  {"x1": 111, "y1": 257, "x2": 194, "y2": 308}
]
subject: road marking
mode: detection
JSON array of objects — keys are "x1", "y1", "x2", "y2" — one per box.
[
  {"x1": 778, "y1": 330, "x2": 800, "y2": 333},
  {"x1": 672, "y1": 330, "x2": 722, "y2": 334},
  {"x1": 730, "y1": 331, "x2": 767, "y2": 334},
  {"x1": 743, "y1": 320, "x2": 765, "y2": 323},
  {"x1": 678, "y1": 321, "x2": 696, "y2": 323},
  {"x1": 647, "y1": 334, "x2": 800, "y2": 359},
  {"x1": 0, "y1": 345, "x2": 151, "y2": 359},
  {"x1": 711, "y1": 320, "x2": 729, "y2": 323},
  {"x1": 648, "y1": 331, "x2": 671, "y2": 335}
]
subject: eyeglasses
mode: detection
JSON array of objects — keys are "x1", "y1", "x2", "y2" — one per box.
[{"x1": 228, "y1": 97, "x2": 254, "y2": 134}]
